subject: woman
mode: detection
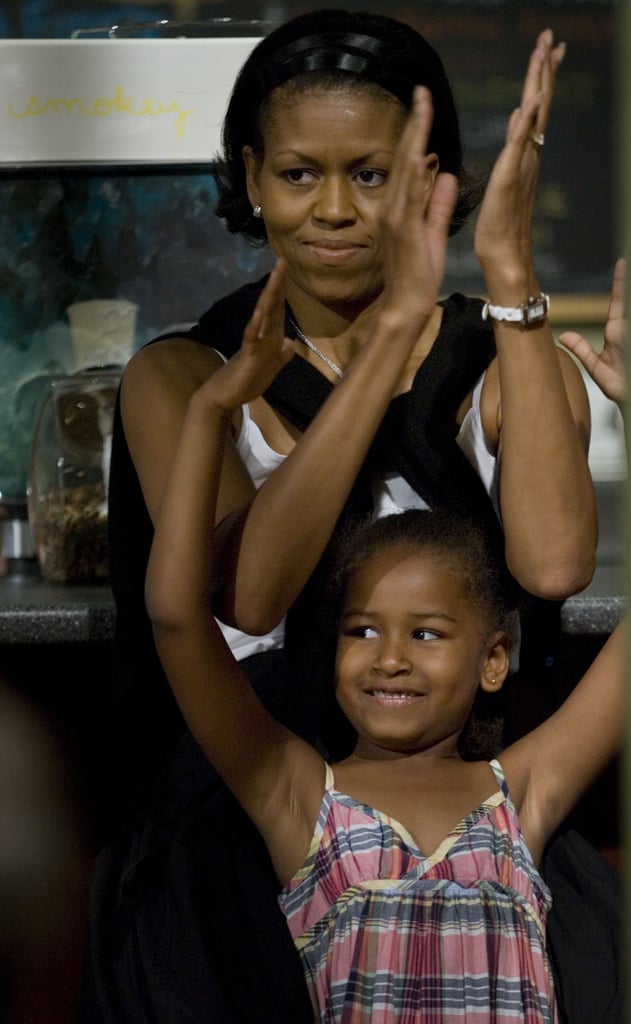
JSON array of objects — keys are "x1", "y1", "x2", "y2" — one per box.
[{"x1": 85, "y1": 11, "x2": 598, "y2": 1023}]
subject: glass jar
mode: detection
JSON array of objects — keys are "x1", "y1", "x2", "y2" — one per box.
[{"x1": 27, "y1": 368, "x2": 121, "y2": 583}]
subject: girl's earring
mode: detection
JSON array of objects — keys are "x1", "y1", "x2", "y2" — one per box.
[{"x1": 253, "y1": 205, "x2": 263, "y2": 218}]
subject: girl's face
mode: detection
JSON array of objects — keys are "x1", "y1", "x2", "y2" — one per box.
[
  {"x1": 334, "y1": 547, "x2": 508, "y2": 759},
  {"x1": 243, "y1": 86, "x2": 423, "y2": 320}
]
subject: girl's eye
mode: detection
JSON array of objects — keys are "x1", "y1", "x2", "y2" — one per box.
[
  {"x1": 413, "y1": 628, "x2": 440, "y2": 641},
  {"x1": 344, "y1": 624, "x2": 379, "y2": 639},
  {"x1": 354, "y1": 168, "x2": 388, "y2": 187}
]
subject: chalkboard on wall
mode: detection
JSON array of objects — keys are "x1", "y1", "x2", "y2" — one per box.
[{"x1": 418, "y1": 2, "x2": 618, "y2": 298}]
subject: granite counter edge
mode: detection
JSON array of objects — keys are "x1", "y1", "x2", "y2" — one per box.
[{"x1": 0, "y1": 588, "x2": 626, "y2": 644}]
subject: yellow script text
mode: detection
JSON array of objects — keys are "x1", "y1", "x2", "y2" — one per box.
[{"x1": 8, "y1": 84, "x2": 195, "y2": 137}]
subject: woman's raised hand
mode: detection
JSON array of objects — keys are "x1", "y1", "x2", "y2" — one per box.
[
  {"x1": 560, "y1": 258, "x2": 627, "y2": 408},
  {"x1": 474, "y1": 29, "x2": 565, "y2": 290},
  {"x1": 379, "y1": 85, "x2": 458, "y2": 320}
]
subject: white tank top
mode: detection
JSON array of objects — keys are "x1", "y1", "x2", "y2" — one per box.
[{"x1": 216, "y1": 367, "x2": 499, "y2": 661}]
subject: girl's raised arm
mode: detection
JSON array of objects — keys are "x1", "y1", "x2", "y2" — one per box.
[
  {"x1": 145, "y1": 263, "x2": 324, "y2": 884},
  {"x1": 503, "y1": 614, "x2": 626, "y2": 865}
]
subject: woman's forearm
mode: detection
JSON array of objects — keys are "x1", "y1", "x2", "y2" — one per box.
[{"x1": 494, "y1": 324, "x2": 597, "y2": 598}]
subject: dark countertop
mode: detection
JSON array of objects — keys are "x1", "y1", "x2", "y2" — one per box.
[
  {"x1": 0, "y1": 558, "x2": 626, "y2": 644},
  {"x1": 0, "y1": 563, "x2": 116, "y2": 644}
]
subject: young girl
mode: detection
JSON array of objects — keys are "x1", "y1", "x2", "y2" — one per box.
[{"x1": 145, "y1": 255, "x2": 625, "y2": 1024}]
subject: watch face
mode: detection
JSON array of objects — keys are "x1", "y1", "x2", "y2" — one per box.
[{"x1": 523, "y1": 295, "x2": 549, "y2": 324}]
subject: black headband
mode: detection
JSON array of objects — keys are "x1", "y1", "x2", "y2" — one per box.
[{"x1": 258, "y1": 31, "x2": 415, "y2": 107}]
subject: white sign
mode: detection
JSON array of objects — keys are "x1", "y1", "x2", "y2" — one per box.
[{"x1": 0, "y1": 38, "x2": 260, "y2": 164}]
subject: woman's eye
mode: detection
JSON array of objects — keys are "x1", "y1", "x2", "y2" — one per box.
[
  {"x1": 354, "y1": 168, "x2": 388, "y2": 187},
  {"x1": 283, "y1": 168, "x2": 317, "y2": 184}
]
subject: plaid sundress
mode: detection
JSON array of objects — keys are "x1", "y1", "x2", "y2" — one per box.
[{"x1": 279, "y1": 759, "x2": 557, "y2": 1023}]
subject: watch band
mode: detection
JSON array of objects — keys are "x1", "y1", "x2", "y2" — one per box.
[{"x1": 481, "y1": 293, "x2": 550, "y2": 326}]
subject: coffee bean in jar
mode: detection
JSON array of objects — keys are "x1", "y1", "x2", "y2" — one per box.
[{"x1": 27, "y1": 369, "x2": 121, "y2": 583}]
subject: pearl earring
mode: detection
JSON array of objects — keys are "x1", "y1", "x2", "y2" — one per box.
[{"x1": 253, "y1": 205, "x2": 262, "y2": 218}]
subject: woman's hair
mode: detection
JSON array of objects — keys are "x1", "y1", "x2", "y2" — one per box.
[
  {"x1": 318, "y1": 508, "x2": 522, "y2": 762},
  {"x1": 213, "y1": 9, "x2": 485, "y2": 243}
]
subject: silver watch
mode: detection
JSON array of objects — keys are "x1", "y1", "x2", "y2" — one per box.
[{"x1": 481, "y1": 293, "x2": 550, "y2": 326}]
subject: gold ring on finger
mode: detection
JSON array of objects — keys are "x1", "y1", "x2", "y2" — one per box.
[{"x1": 529, "y1": 131, "x2": 545, "y2": 148}]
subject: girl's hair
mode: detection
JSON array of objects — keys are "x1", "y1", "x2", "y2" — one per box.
[
  {"x1": 213, "y1": 9, "x2": 486, "y2": 243},
  {"x1": 318, "y1": 508, "x2": 522, "y2": 762},
  {"x1": 329, "y1": 507, "x2": 518, "y2": 631}
]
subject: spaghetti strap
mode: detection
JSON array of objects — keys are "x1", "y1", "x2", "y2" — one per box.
[{"x1": 488, "y1": 757, "x2": 509, "y2": 799}]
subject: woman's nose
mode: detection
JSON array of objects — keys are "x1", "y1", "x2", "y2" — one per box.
[{"x1": 312, "y1": 178, "x2": 355, "y2": 224}]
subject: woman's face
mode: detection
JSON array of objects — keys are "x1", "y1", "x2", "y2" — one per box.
[{"x1": 243, "y1": 85, "x2": 411, "y2": 318}]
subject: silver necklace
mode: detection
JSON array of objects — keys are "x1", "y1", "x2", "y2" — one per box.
[{"x1": 289, "y1": 317, "x2": 344, "y2": 379}]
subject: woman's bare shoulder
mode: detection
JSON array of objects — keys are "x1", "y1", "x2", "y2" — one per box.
[{"x1": 123, "y1": 334, "x2": 226, "y2": 391}]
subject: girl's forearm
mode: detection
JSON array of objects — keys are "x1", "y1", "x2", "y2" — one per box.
[
  {"x1": 222, "y1": 312, "x2": 430, "y2": 634},
  {"x1": 146, "y1": 389, "x2": 231, "y2": 631}
]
